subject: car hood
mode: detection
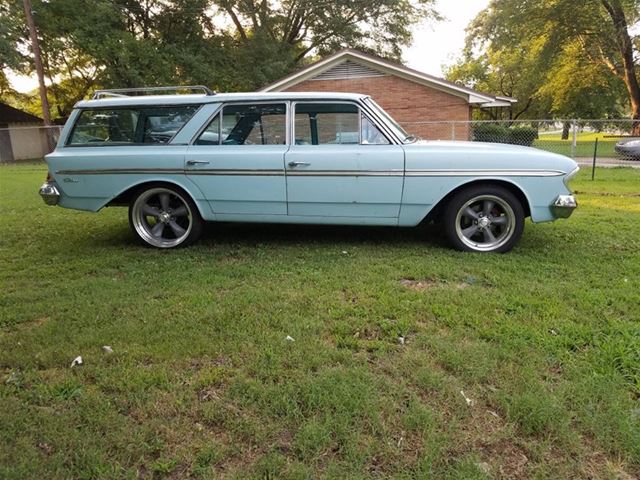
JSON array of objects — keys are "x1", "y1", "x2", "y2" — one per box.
[{"x1": 403, "y1": 140, "x2": 578, "y2": 174}]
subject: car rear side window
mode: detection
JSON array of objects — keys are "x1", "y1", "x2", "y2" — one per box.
[
  {"x1": 196, "y1": 103, "x2": 286, "y2": 146},
  {"x1": 68, "y1": 105, "x2": 199, "y2": 146},
  {"x1": 195, "y1": 103, "x2": 287, "y2": 145}
]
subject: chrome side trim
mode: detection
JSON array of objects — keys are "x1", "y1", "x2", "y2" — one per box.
[
  {"x1": 190, "y1": 169, "x2": 283, "y2": 176},
  {"x1": 55, "y1": 168, "x2": 567, "y2": 177},
  {"x1": 286, "y1": 170, "x2": 403, "y2": 177},
  {"x1": 55, "y1": 168, "x2": 400, "y2": 177},
  {"x1": 405, "y1": 169, "x2": 565, "y2": 177},
  {"x1": 56, "y1": 168, "x2": 185, "y2": 175}
]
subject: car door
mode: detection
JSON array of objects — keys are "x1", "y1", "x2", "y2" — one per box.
[
  {"x1": 185, "y1": 102, "x2": 288, "y2": 216},
  {"x1": 285, "y1": 102, "x2": 404, "y2": 219}
]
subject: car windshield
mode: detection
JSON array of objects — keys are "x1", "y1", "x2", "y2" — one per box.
[{"x1": 362, "y1": 98, "x2": 415, "y2": 143}]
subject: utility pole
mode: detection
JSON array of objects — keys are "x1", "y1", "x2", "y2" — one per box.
[{"x1": 22, "y1": 0, "x2": 51, "y2": 127}]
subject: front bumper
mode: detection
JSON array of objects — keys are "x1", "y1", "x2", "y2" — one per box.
[
  {"x1": 551, "y1": 194, "x2": 577, "y2": 218},
  {"x1": 39, "y1": 182, "x2": 60, "y2": 206}
]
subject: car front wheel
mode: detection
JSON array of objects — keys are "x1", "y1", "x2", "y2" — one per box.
[
  {"x1": 443, "y1": 185, "x2": 524, "y2": 253},
  {"x1": 128, "y1": 184, "x2": 203, "y2": 248}
]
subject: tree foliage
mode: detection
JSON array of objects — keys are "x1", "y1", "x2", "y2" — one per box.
[
  {"x1": 445, "y1": 0, "x2": 639, "y2": 124},
  {"x1": 0, "y1": 0, "x2": 438, "y2": 119}
]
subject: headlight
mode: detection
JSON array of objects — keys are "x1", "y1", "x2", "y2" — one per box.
[{"x1": 563, "y1": 165, "x2": 580, "y2": 188}]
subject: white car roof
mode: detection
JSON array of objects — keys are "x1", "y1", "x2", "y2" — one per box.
[{"x1": 75, "y1": 91, "x2": 368, "y2": 109}]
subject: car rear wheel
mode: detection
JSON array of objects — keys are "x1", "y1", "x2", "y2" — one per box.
[
  {"x1": 129, "y1": 185, "x2": 203, "y2": 248},
  {"x1": 443, "y1": 185, "x2": 524, "y2": 253}
]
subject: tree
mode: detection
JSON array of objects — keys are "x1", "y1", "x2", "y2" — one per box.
[
  {"x1": 448, "y1": 0, "x2": 639, "y2": 130},
  {"x1": 214, "y1": 0, "x2": 438, "y2": 62},
  {"x1": 445, "y1": 45, "x2": 554, "y2": 120},
  {"x1": 0, "y1": 0, "x2": 439, "y2": 119},
  {"x1": 598, "y1": 0, "x2": 640, "y2": 129}
]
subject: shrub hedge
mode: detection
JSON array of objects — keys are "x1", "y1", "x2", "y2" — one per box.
[{"x1": 472, "y1": 124, "x2": 539, "y2": 147}]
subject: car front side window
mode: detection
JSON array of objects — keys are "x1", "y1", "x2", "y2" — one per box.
[
  {"x1": 294, "y1": 103, "x2": 359, "y2": 145},
  {"x1": 294, "y1": 103, "x2": 390, "y2": 145},
  {"x1": 361, "y1": 115, "x2": 390, "y2": 145}
]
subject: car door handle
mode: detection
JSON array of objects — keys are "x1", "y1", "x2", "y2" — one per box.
[
  {"x1": 186, "y1": 160, "x2": 210, "y2": 166},
  {"x1": 288, "y1": 161, "x2": 310, "y2": 167}
]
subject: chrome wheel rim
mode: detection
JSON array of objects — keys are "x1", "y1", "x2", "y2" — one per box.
[
  {"x1": 132, "y1": 188, "x2": 192, "y2": 248},
  {"x1": 455, "y1": 195, "x2": 515, "y2": 252}
]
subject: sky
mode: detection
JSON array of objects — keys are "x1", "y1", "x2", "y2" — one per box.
[
  {"x1": 7, "y1": 0, "x2": 490, "y2": 93},
  {"x1": 405, "y1": 0, "x2": 490, "y2": 75}
]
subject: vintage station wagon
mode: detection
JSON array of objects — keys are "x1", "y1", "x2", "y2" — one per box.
[{"x1": 39, "y1": 86, "x2": 578, "y2": 252}]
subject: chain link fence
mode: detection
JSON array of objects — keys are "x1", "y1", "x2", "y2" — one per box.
[
  {"x1": 403, "y1": 119, "x2": 640, "y2": 167},
  {"x1": 0, "y1": 120, "x2": 639, "y2": 167}
]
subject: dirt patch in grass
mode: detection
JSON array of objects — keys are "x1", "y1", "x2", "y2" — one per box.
[
  {"x1": 10, "y1": 316, "x2": 51, "y2": 331},
  {"x1": 573, "y1": 190, "x2": 640, "y2": 197},
  {"x1": 341, "y1": 288, "x2": 359, "y2": 304},
  {"x1": 400, "y1": 278, "x2": 438, "y2": 291},
  {"x1": 400, "y1": 278, "x2": 470, "y2": 291}
]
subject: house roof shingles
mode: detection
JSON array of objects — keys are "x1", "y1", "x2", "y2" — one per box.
[{"x1": 0, "y1": 102, "x2": 42, "y2": 124}]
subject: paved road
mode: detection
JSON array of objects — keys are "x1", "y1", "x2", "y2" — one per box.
[{"x1": 575, "y1": 157, "x2": 640, "y2": 168}]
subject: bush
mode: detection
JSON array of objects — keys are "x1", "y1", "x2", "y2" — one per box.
[
  {"x1": 472, "y1": 124, "x2": 538, "y2": 147},
  {"x1": 508, "y1": 127, "x2": 538, "y2": 146},
  {"x1": 472, "y1": 123, "x2": 509, "y2": 143}
]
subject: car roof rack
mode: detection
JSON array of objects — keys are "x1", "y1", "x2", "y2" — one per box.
[{"x1": 92, "y1": 85, "x2": 216, "y2": 99}]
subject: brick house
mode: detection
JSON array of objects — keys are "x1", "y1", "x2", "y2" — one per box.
[{"x1": 261, "y1": 49, "x2": 515, "y2": 140}]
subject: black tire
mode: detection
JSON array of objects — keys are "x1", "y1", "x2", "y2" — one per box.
[
  {"x1": 128, "y1": 183, "x2": 204, "y2": 248},
  {"x1": 443, "y1": 185, "x2": 524, "y2": 253}
]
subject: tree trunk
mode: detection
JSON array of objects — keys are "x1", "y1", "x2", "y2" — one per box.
[
  {"x1": 561, "y1": 121, "x2": 571, "y2": 140},
  {"x1": 601, "y1": 0, "x2": 640, "y2": 134}
]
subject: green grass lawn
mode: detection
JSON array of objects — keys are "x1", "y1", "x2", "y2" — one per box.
[
  {"x1": 535, "y1": 132, "x2": 620, "y2": 158},
  {"x1": 1, "y1": 164, "x2": 639, "y2": 479}
]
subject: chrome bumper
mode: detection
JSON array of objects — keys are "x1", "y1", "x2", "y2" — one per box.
[
  {"x1": 39, "y1": 182, "x2": 60, "y2": 206},
  {"x1": 551, "y1": 194, "x2": 577, "y2": 218}
]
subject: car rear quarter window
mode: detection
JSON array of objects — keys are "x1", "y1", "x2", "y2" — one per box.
[{"x1": 67, "y1": 105, "x2": 199, "y2": 146}]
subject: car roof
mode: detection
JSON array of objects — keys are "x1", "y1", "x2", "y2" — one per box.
[{"x1": 75, "y1": 91, "x2": 368, "y2": 109}]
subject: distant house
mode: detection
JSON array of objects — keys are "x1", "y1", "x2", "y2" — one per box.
[
  {"x1": 0, "y1": 102, "x2": 50, "y2": 162},
  {"x1": 261, "y1": 49, "x2": 515, "y2": 140}
]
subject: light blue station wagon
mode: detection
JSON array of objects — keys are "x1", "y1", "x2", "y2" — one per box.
[{"x1": 39, "y1": 86, "x2": 578, "y2": 252}]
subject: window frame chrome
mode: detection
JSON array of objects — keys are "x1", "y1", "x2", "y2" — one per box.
[{"x1": 359, "y1": 97, "x2": 406, "y2": 144}]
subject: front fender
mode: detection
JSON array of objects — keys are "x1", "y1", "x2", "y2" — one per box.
[{"x1": 399, "y1": 175, "x2": 568, "y2": 226}]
